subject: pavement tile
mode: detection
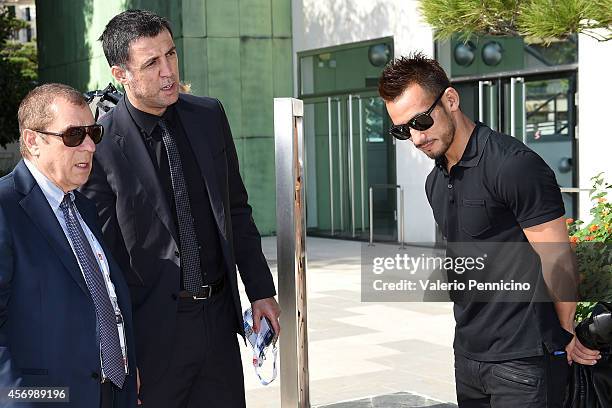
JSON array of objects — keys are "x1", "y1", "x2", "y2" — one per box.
[{"x1": 240, "y1": 237, "x2": 458, "y2": 407}]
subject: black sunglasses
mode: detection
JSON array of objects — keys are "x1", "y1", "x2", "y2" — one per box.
[
  {"x1": 389, "y1": 91, "x2": 445, "y2": 140},
  {"x1": 35, "y1": 124, "x2": 104, "y2": 147}
]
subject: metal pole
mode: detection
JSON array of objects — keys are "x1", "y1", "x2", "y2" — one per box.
[
  {"x1": 348, "y1": 95, "x2": 356, "y2": 238},
  {"x1": 358, "y1": 96, "x2": 365, "y2": 233},
  {"x1": 399, "y1": 187, "x2": 405, "y2": 249},
  {"x1": 369, "y1": 186, "x2": 374, "y2": 246},
  {"x1": 274, "y1": 98, "x2": 310, "y2": 408},
  {"x1": 327, "y1": 97, "x2": 334, "y2": 235},
  {"x1": 510, "y1": 77, "x2": 516, "y2": 137},
  {"x1": 489, "y1": 82, "x2": 495, "y2": 130},
  {"x1": 521, "y1": 78, "x2": 527, "y2": 145},
  {"x1": 337, "y1": 99, "x2": 344, "y2": 232},
  {"x1": 560, "y1": 187, "x2": 594, "y2": 193},
  {"x1": 478, "y1": 81, "x2": 485, "y2": 123}
]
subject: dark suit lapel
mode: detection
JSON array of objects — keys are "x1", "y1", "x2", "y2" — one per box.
[
  {"x1": 175, "y1": 97, "x2": 227, "y2": 238},
  {"x1": 14, "y1": 161, "x2": 88, "y2": 295},
  {"x1": 113, "y1": 97, "x2": 179, "y2": 244}
]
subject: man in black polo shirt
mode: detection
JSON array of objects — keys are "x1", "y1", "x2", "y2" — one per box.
[{"x1": 378, "y1": 53, "x2": 601, "y2": 407}]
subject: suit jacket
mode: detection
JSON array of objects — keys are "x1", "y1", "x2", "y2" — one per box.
[
  {"x1": 0, "y1": 161, "x2": 137, "y2": 408},
  {"x1": 80, "y1": 94, "x2": 276, "y2": 385}
]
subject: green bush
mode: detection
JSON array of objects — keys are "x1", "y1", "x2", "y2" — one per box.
[{"x1": 567, "y1": 173, "x2": 612, "y2": 321}]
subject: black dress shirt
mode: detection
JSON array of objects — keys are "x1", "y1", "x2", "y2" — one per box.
[{"x1": 125, "y1": 97, "x2": 224, "y2": 285}]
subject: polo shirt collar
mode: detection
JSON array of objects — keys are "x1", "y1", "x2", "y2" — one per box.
[{"x1": 435, "y1": 122, "x2": 490, "y2": 169}]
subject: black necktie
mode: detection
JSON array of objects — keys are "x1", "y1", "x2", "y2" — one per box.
[
  {"x1": 59, "y1": 194, "x2": 125, "y2": 388},
  {"x1": 159, "y1": 119, "x2": 204, "y2": 294}
]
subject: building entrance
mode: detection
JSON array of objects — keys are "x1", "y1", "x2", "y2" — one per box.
[
  {"x1": 299, "y1": 38, "x2": 398, "y2": 241},
  {"x1": 454, "y1": 72, "x2": 578, "y2": 217},
  {"x1": 303, "y1": 92, "x2": 397, "y2": 241}
]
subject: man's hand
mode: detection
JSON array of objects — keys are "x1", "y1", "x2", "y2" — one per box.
[
  {"x1": 251, "y1": 297, "x2": 281, "y2": 338},
  {"x1": 566, "y1": 335, "x2": 601, "y2": 365}
]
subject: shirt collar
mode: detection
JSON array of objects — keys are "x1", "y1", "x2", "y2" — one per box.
[
  {"x1": 434, "y1": 122, "x2": 489, "y2": 170},
  {"x1": 24, "y1": 159, "x2": 74, "y2": 212},
  {"x1": 125, "y1": 95, "x2": 164, "y2": 136}
]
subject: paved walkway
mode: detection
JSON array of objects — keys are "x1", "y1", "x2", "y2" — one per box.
[{"x1": 237, "y1": 237, "x2": 458, "y2": 407}]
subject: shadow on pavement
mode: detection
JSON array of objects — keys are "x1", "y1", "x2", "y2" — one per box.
[{"x1": 317, "y1": 391, "x2": 457, "y2": 408}]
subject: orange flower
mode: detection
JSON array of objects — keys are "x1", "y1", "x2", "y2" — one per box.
[
  {"x1": 589, "y1": 224, "x2": 599, "y2": 232},
  {"x1": 570, "y1": 236, "x2": 579, "y2": 243},
  {"x1": 585, "y1": 235, "x2": 594, "y2": 241},
  {"x1": 566, "y1": 218, "x2": 574, "y2": 224},
  {"x1": 598, "y1": 197, "x2": 607, "y2": 203}
]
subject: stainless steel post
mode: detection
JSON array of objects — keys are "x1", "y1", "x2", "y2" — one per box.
[
  {"x1": 489, "y1": 82, "x2": 495, "y2": 130},
  {"x1": 337, "y1": 99, "x2": 344, "y2": 232},
  {"x1": 478, "y1": 81, "x2": 485, "y2": 123},
  {"x1": 327, "y1": 97, "x2": 334, "y2": 235},
  {"x1": 369, "y1": 186, "x2": 374, "y2": 246},
  {"x1": 399, "y1": 187, "x2": 405, "y2": 249},
  {"x1": 274, "y1": 98, "x2": 310, "y2": 408},
  {"x1": 510, "y1": 77, "x2": 516, "y2": 137},
  {"x1": 521, "y1": 78, "x2": 527, "y2": 145},
  {"x1": 357, "y1": 96, "x2": 365, "y2": 232},
  {"x1": 348, "y1": 95, "x2": 355, "y2": 238}
]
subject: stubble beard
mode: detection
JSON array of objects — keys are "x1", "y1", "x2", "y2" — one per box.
[
  {"x1": 127, "y1": 72, "x2": 178, "y2": 111},
  {"x1": 427, "y1": 112, "x2": 456, "y2": 160}
]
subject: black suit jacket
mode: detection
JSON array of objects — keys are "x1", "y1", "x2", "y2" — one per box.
[
  {"x1": 0, "y1": 161, "x2": 137, "y2": 407},
  {"x1": 80, "y1": 94, "x2": 276, "y2": 385}
]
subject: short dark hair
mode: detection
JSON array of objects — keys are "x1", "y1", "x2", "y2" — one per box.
[
  {"x1": 18, "y1": 83, "x2": 88, "y2": 158},
  {"x1": 378, "y1": 52, "x2": 451, "y2": 102},
  {"x1": 99, "y1": 9, "x2": 173, "y2": 67}
]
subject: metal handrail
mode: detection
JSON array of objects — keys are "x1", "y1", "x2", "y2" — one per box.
[
  {"x1": 526, "y1": 92, "x2": 565, "y2": 118},
  {"x1": 560, "y1": 187, "x2": 594, "y2": 194},
  {"x1": 369, "y1": 184, "x2": 405, "y2": 248}
]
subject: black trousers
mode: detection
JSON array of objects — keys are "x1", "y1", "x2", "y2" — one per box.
[
  {"x1": 455, "y1": 351, "x2": 569, "y2": 407},
  {"x1": 139, "y1": 285, "x2": 246, "y2": 408}
]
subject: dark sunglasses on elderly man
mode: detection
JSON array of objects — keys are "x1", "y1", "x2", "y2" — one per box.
[
  {"x1": 34, "y1": 124, "x2": 104, "y2": 147},
  {"x1": 389, "y1": 91, "x2": 445, "y2": 141}
]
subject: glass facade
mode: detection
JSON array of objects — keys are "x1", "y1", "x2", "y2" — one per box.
[
  {"x1": 443, "y1": 35, "x2": 579, "y2": 218},
  {"x1": 299, "y1": 39, "x2": 398, "y2": 241}
]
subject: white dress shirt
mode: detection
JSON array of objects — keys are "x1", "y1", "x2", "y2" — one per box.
[{"x1": 24, "y1": 159, "x2": 127, "y2": 377}]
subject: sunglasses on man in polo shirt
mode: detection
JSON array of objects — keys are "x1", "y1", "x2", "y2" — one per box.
[
  {"x1": 389, "y1": 91, "x2": 445, "y2": 141},
  {"x1": 34, "y1": 124, "x2": 104, "y2": 147}
]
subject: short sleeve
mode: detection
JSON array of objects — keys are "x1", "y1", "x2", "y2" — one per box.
[{"x1": 496, "y1": 150, "x2": 565, "y2": 229}]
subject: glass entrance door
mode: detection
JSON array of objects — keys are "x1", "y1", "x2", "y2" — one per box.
[
  {"x1": 455, "y1": 73, "x2": 578, "y2": 217},
  {"x1": 303, "y1": 92, "x2": 396, "y2": 240}
]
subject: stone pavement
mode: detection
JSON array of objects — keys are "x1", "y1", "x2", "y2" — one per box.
[
  {"x1": 237, "y1": 237, "x2": 458, "y2": 408},
  {"x1": 319, "y1": 391, "x2": 457, "y2": 408}
]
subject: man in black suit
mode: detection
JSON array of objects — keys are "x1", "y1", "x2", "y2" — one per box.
[{"x1": 81, "y1": 9, "x2": 280, "y2": 408}]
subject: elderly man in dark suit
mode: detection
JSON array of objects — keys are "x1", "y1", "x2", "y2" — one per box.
[
  {"x1": 0, "y1": 83, "x2": 137, "y2": 407},
  {"x1": 80, "y1": 9, "x2": 280, "y2": 408}
]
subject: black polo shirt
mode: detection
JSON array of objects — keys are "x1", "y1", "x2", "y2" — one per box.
[
  {"x1": 425, "y1": 123, "x2": 573, "y2": 361},
  {"x1": 125, "y1": 97, "x2": 225, "y2": 285}
]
